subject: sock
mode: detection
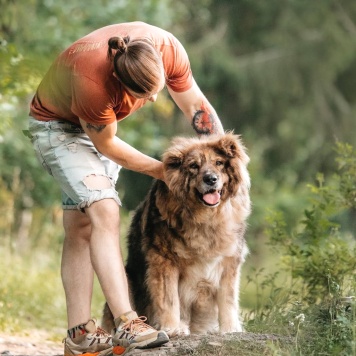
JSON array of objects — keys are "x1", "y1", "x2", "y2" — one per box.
[
  {"x1": 67, "y1": 322, "x2": 87, "y2": 340},
  {"x1": 114, "y1": 310, "x2": 138, "y2": 328}
]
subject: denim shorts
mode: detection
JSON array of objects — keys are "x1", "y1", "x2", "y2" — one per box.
[{"x1": 28, "y1": 117, "x2": 122, "y2": 211}]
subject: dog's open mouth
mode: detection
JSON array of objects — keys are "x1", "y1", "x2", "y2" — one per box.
[{"x1": 196, "y1": 189, "x2": 222, "y2": 207}]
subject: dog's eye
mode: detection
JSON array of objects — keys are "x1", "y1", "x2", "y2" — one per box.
[
  {"x1": 189, "y1": 163, "x2": 199, "y2": 169},
  {"x1": 216, "y1": 160, "x2": 224, "y2": 166}
]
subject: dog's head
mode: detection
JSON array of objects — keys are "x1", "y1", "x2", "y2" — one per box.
[{"x1": 162, "y1": 133, "x2": 250, "y2": 208}]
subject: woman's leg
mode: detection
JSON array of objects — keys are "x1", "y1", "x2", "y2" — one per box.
[
  {"x1": 61, "y1": 209, "x2": 93, "y2": 329},
  {"x1": 62, "y1": 198, "x2": 132, "y2": 329},
  {"x1": 85, "y1": 197, "x2": 131, "y2": 319}
]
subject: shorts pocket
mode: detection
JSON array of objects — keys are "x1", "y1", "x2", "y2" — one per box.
[{"x1": 31, "y1": 134, "x2": 53, "y2": 176}]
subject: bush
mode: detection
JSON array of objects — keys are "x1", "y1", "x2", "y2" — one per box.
[
  {"x1": 246, "y1": 141, "x2": 356, "y2": 355},
  {"x1": 266, "y1": 142, "x2": 356, "y2": 302}
]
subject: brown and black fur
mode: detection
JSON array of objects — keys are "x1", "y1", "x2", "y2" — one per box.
[{"x1": 102, "y1": 133, "x2": 251, "y2": 336}]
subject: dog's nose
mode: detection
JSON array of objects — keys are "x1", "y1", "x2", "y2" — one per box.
[{"x1": 203, "y1": 173, "x2": 218, "y2": 186}]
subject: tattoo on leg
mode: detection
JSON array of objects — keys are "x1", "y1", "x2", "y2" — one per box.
[
  {"x1": 192, "y1": 102, "x2": 217, "y2": 135},
  {"x1": 86, "y1": 123, "x2": 106, "y2": 133}
]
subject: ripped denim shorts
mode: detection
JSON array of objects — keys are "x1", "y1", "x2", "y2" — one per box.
[{"x1": 28, "y1": 117, "x2": 122, "y2": 211}]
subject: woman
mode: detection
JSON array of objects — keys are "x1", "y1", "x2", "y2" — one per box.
[{"x1": 29, "y1": 21, "x2": 224, "y2": 356}]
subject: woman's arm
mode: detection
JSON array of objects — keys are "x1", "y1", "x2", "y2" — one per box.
[
  {"x1": 168, "y1": 78, "x2": 224, "y2": 135},
  {"x1": 79, "y1": 118, "x2": 164, "y2": 181}
]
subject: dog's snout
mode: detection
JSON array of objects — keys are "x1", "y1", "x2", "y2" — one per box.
[{"x1": 203, "y1": 173, "x2": 218, "y2": 186}]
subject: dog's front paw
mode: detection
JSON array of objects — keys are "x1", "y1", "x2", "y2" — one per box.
[
  {"x1": 161, "y1": 325, "x2": 180, "y2": 337},
  {"x1": 160, "y1": 324, "x2": 190, "y2": 337},
  {"x1": 178, "y1": 321, "x2": 190, "y2": 336},
  {"x1": 220, "y1": 321, "x2": 244, "y2": 333}
]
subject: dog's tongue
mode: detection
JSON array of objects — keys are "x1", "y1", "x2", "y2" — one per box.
[{"x1": 203, "y1": 191, "x2": 221, "y2": 205}]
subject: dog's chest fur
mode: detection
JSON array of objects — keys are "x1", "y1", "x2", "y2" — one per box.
[
  {"x1": 180, "y1": 255, "x2": 224, "y2": 290},
  {"x1": 171, "y1": 221, "x2": 244, "y2": 261}
]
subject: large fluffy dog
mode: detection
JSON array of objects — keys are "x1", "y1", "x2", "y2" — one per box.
[{"x1": 102, "y1": 133, "x2": 251, "y2": 336}]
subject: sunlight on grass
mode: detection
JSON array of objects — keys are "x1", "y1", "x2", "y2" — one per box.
[
  {"x1": 0, "y1": 249, "x2": 65, "y2": 333},
  {"x1": 0, "y1": 210, "x2": 132, "y2": 337},
  {"x1": 0, "y1": 250, "x2": 105, "y2": 338}
]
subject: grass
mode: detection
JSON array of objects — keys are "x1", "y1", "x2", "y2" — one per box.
[
  {"x1": 0, "y1": 249, "x2": 65, "y2": 334},
  {"x1": 241, "y1": 266, "x2": 356, "y2": 356},
  {"x1": 0, "y1": 207, "x2": 133, "y2": 340},
  {"x1": 0, "y1": 248, "x2": 106, "y2": 340},
  {"x1": 0, "y1": 206, "x2": 134, "y2": 337}
]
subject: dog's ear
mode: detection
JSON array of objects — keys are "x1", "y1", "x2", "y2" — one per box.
[
  {"x1": 217, "y1": 133, "x2": 249, "y2": 165},
  {"x1": 162, "y1": 143, "x2": 186, "y2": 194},
  {"x1": 216, "y1": 133, "x2": 251, "y2": 195},
  {"x1": 164, "y1": 152, "x2": 183, "y2": 169},
  {"x1": 162, "y1": 137, "x2": 190, "y2": 169}
]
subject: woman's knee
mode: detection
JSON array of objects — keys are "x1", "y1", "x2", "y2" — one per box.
[
  {"x1": 85, "y1": 198, "x2": 120, "y2": 229},
  {"x1": 63, "y1": 209, "x2": 92, "y2": 242}
]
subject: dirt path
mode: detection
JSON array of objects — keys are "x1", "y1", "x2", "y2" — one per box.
[
  {"x1": 0, "y1": 331, "x2": 291, "y2": 355},
  {"x1": 0, "y1": 331, "x2": 63, "y2": 356}
]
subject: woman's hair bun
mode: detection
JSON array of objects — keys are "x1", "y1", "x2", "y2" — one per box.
[{"x1": 108, "y1": 36, "x2": 130, "y2": 57}]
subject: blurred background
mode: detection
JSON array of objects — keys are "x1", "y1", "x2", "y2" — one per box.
[{"x1": 0, "y1": 0, "x2": 355, "y2": 340}]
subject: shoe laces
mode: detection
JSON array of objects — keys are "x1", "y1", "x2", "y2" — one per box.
[
  {"x1": 122, "y1": 316, "x2": 155, "y2": 334},
  {"x1": 95, "y1": 326, "x2": 112, "y2": 339}
]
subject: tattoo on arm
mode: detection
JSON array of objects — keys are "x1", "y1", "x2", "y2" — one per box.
[
  {"x1": 86, "y1": 123, "x2": 106, "y2": 133},
  {"x1": 192, "y1": 101, "x2": 218, "y2": 135}
]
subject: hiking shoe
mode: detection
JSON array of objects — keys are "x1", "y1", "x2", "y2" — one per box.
[
  {"x1": 112, "y1": 311, "x2": 169, "y2": 355},
  {"x1": 63, "y1": 319, "x2": 113, "y2": 356}
]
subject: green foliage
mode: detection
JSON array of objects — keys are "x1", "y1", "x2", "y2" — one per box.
[
  {"x1": 244, "y1": 141, "x2": 356, "y2": 355},
  {"x1": 266, "y1": 142, "x2": 356, "y2": 302},
  {"x1": 0, "y1": 41, "x2": 39, "y2": 135},
  {"x1": 334, "y1": 141, "x2": 356, "y2": 208}
]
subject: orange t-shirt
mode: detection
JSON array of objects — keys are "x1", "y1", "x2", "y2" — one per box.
[{"x1": 29, "y1": 22, "x2": 193, "y2": 125}]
